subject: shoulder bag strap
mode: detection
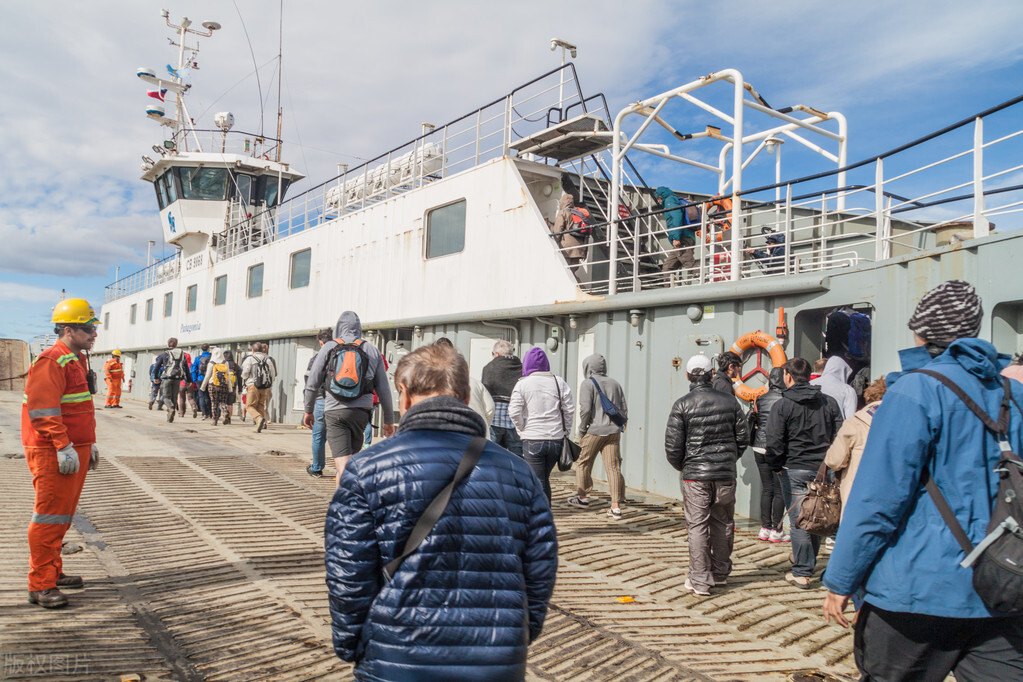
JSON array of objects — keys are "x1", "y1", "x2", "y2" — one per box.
[
  {"x1": 382, "y1": 436, "x2": 487, "y2": 582},
  {"x1": 554, "y1": 376, "x2": 568, "y2": 439},
  {"x1": 589, "y1": 376, "x2": 609, "y2": 409}
]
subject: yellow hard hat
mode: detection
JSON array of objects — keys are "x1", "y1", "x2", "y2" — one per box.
[
  {"x1": 52, "y1": 298, "x2": 99, "y2": 325},
  {"x1": 112, "y1": 350, "x2": 121, "y2": 356}
]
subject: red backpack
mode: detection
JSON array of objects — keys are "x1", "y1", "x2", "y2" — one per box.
[{"x1": 569, "y1": 207, "x2": 593, "y2": 236}]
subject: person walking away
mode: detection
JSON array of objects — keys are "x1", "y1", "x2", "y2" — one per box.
[
  {"x1": 260, "y1": 343, "x2": 278, "y2": 417},
  {"x1": 811, "y1": 355, "x2": 857, "y2": 419},
  {"x1": 822, "y1": 280, "x2": 1023, "y2": 680},
  {"x1": 749, "y1": 367, "x2": 787, "y2": 542},
  {"x1": 810, "y1": 358, "x2": 826, "y2": 382},
  {"x1": 435, "y1": 338, "x2": 494, "y2": 437},
  {"x1": 242, "y1": 342, "x2": 276, "y2": 432},
  {"x1": 223, "y1": 350, "x2": 243, "y2": 423},
  {"x1": 482, "y1": 340, "x2": 524, "y2": 457},
  {"x1": 824, "y1": 378, "x2": 887, "y2": 518},
  {"x1": 305, "y1": 329, "x2": 332, "y2": 477},
  {"x1": 176, "y1": 350, "x2": 199, "y2": 418},
  {"x1": 102, "y1": 350, "x2": 124, "y2": 408},
  {"x1": 765, "y1": 357, "x2": 843, "y2": 588},
  {"x1": 303, "y1": 311, "x2": 395, "y2": 485},
  {"x1": 713, "y1": 351, "x2": 742, "y2": 396},
  {"x1": 22, "y1": 298, "x2": 101, "y2": 609},
  {"x1": 325, "y1": 341, "x2": 557, "y2": 680},
  {"x1": 200, "y1": 348, "x2": 235, "y2": 425},
  {"x1": 191, "y1": 344, "x2": 213, "y2": 420},
  {"x1": 509, "y1": 347, "x2": 574, "y2": 504},
  {"x1": 551, "y1": 192, "x2": 587, "y2": 269},
  {"x1": 569, "y1": 354, "x2": 628, "y2": 518},
  {"x1": 153, "y1": 338, "x2": 192, "y2": 423},
  {"x1": 148, "y1": 359, "x2": 162, "y2": 410},
  {"x1": 655, "y1": 186, "x2": 696, "y2": 279},
  {"x1": 664, "y1": 354, "x2": 749, "y2": 596}
]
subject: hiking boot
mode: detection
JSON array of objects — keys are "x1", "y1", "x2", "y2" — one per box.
[
  {"x1": 306, "y1": 465, "x2": 323, "y2": 478},
  {"x1": 167, "y1": 409, "x2": 175, "y2": 423},
  {"x1": 28, "y1": 588, "x2": 68, "y2": 609},
  {"x1": 55, "y1": 573, "x2": 83, "y2": 589},
  {"x1": 223, "y1": 417, "x2": 231, "y2": 425},
  {"x1": 684, "y1": 578, "x2": 710, "y2": 597},
  {"x1": 758, "y1": 527, "x2": 772, "y2": 541},
  {"x1": 567, "y1": 496, "x2": 590, "y2": 508}
]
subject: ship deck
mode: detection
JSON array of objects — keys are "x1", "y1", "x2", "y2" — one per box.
[{"x1": 0, "y1": 393, "x2": 855, "y2": 681}]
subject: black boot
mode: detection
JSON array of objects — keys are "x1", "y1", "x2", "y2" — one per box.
[{"x1": 28, "y1": 588, "x2": 68, "y2": 609}]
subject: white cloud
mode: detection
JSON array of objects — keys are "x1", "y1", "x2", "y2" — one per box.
[{"x1": 0, "y1": 282, "x2": 63, "y2": 303}]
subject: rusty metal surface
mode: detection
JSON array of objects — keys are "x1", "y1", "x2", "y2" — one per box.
[{"x1": 0, "y1": 394, "x2": 855, "y2": 681}]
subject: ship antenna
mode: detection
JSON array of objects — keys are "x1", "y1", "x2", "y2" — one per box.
[
  {"x1": 231, "y1": 0, "x2": 265, "y2": 138},
  {"x1": 275, "y1": 0, "x2": 283, "y2": 162},
  {"x1": 160, "y1": 10, "x2": 220, "y2": 152}
]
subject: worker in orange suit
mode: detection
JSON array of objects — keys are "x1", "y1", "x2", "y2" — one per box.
[
  {"x1": 103, "y1": 349, "x2": 124, "y2": 408},
  {"x1": 21, "y1": 298, "x2": 100, "y2": 609}
]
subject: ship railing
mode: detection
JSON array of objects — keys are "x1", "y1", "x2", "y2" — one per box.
[
  {"x1": 104, "y1": 254, "x2": 181, "y2": 303},
  {"x1": 173, "y1": 128, "x2": 284, "y2": 160},
  {"x1": 587, "y1": 90, "x2": 1023, "y2": 294}
]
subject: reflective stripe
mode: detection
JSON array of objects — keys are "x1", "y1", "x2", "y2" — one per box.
[
  {"x1": 28, "y1": 407, "x2": 62, "y2": 418},
  {"x1": 56, "y1": 353, "x2": 78, "y2": 367},
  {"x1": 31, "y1": 513, "x2": 72, "y2": 525},
  {"x1": 60, "y1": 392, "x2": 92, "y2": 403}
]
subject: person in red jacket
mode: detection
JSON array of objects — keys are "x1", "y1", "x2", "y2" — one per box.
[
  {"x1": 21, "y1": 299, "x2": 100, "y2": 609},
  {"x1": 103, "y1": 350, "x2": 124, "y2": 408}
]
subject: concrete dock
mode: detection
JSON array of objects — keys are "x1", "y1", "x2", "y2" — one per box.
[{"x1": 0, "y1": 393, "x2": 855, "y2": 681}]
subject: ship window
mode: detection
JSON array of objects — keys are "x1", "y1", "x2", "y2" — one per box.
[
  {"x1": 235, "y1": 174, "x2": 255, "y2": 205},
  {"x1": 290, "y1": 249, "x2": 311, "y2": 289},
  {"x1": 426, "y1": 199, "x2": 466, "y2": 259},
  {"x1": 258, "y1": 176, "x2": 291, "y2": 208},
  {"x1": 130, "y1": 304, "x2": 137, "y2": 325},
  {"x1": 164, "y1": 292, "x2": 173, "y2": 317},
  {"x1": 248, "y1": 263, "x2": 264, "y2": 298},
  {"x1": 165, "y1": 172, "x2": 178, "y2": 203},
  {"x1": 177, "y1": 167, "x2": 230, "y2": 201},
  {"x1": 214, "y1": 275, "x2": 228, "y2": 306},
  {"x1": 186, "y1": 284, "x2": 197, "y2": 312},
  {"x1": 155, "y1": 176, "x2": 169, "y2": 210},
  {"x1": 104, "y1": 312, "x2": 110, "y2": 330},
  {"x1": 145, "y1": 299, "x2": 154, "y2": 321}
]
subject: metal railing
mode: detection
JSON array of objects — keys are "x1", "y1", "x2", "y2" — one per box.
[{"x1": 105, "y1": 254, "x2": 180, "y2": 303}]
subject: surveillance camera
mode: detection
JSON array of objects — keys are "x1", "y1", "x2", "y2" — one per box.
[{"x1": 570, "y1": 49, "x2": 577, "y2": 58}]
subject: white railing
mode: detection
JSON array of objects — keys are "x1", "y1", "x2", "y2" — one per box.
[{"x1": 104, "y1": 254, "x2": 180, "y2": 303}]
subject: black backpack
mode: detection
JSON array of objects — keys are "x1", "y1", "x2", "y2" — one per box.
[
  {"x1": 253, "y1": 357, "x2": 273, "y2": 390},
  {"x1": 913, "y1": 369, "x2": 1023, "y2": 614},
  {"x1": 161, "y1": 351, "x2": 184, "y2": 381},
  {"x1": 199, "y1": 355, "x2": 210, "y2": 378}
]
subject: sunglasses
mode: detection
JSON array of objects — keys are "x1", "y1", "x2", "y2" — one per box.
[{"x1": 69, "y1": 324, "x2": 97, "y2": 334}]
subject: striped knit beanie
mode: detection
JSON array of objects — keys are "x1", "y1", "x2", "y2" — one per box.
[{"x1": 907, "y1": 280, "x2": 983, "y2": 345}]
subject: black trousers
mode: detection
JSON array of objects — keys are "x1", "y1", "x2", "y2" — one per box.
[
  {"x1": 754, "y1": 455, "x2": 784, "y2": 530},
  {"x1": 854, "y1": 602, "x2": 1023, "y2": 681}
]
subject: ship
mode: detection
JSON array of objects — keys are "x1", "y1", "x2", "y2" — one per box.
[{"x1": 97, "y1": 13, "x2": 1023, "y2": 516}]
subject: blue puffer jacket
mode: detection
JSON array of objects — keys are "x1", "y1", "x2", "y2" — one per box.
[
  {"x1": 190, "y1": 351, "x2": 211, "y2": 384},
  {"x1": 325, "y1": 400, "x2": 558, "y2": 681},
  {"x1": 823, "y1": 338, "x2": 1023, "y2": 617},
  {"x1": 654, "y1": 186, "x2": 693, "y2": 243}
]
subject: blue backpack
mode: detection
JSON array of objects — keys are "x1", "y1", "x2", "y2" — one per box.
[
  {"x1": 847, "y1": 312, "x2": 872, "y2": 359},
  {"x1": 590, "y1": 377, "x2": 627, "y2": 428}
]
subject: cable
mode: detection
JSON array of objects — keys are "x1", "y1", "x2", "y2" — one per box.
[{"x1": 232, "y1": 0, "x2": 264, "y2": 136}]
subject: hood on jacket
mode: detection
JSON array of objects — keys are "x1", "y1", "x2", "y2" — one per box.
[
  {"x1": 582, "y1": 354, "x2": 606, "y2": 379},
  {"x1": 558, "y1": 193, "x2": 575, "y2": 211},
  {"x1": 210, "y1": 348, "x2": 226, "y2": 364},
  {"x1": 654, "y1": 186, "x2": 677, "y2": 205},
  {"x1": 783, "y1": 382, "x2": 826, "y2": 405},
  {"x1": 821, "y1": 355, "x2": 852, "y2": 383},
  {"x1": 946, "y1": 337, "x2": 1003, "y2": 381},
  {"x1": 522, "y1": 347, "x2": 550, "y2": 376},
  {"x1": 768, "y1": 366, "x2": 786, "y2": 390},
  {"x1": 334, "y1": 311, "x2": 362, "y2": 343}
]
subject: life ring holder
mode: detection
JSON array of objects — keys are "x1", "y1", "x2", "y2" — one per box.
[{"x1": 728, "y1": 330, "x2": 787, "y2": 402}]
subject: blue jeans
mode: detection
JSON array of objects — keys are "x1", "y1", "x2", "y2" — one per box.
[
  {"x1": 522, "y1": 439, "x2": 561, "y2": 504},
  {"x1": 196, "y1": 388, "x2": 211, "y2": 417},
  {"x1": 311, "y1": 398, "x2": 326, "y2": 471},
  {"x1": 364, "y1": 420, "x2": 373, "y2": 447},
  {"x1": 780, "y1": 468, "x2": 822, "y2": 578},
  {"x1": 491, "y1": 425, "x2": 523, "y2": 458}
]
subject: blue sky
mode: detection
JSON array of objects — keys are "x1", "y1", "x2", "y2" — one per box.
[{"x1": 2, "y1": 0, "x2": 1022, "y2": 341}]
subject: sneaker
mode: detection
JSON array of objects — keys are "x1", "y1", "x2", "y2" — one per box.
[
  {"x1": 607, "y1": 508, "x2": 622, "y2": 519},
  {"x1": 167, "y1": 409, "x2": 175, "y2": 423},
  {"x1": 780, "y1": 533, "x2": 791, "y2": 543},
  {"x1": 148, "y1": 401, "x2": 154, "y2": 410},
  {"x1": 768, "y1": 529, "x2": 784, "y2": 543},
  {"x1": 785, "y1": 572, "x2": 814, "y2": 590},
  {"x1": 825, "y1": 537, "x2": 835, "y2": 549},
  {"x1": 714, "y1": 577, "x2": 727, "y2": 586},
  {"x1": 758, "y1": 527, "x2": 771, "y2": 541},
  {"x1": 192, "y1": 410, "x2": 198, "y2": 419},
  {"x1": 567, "y1": 496, "x2": 590, "y2": 508},
  {"x1": 223, "y1": 417, "x2": 231, "y2": 425},
  {"x1": 255, "y1": 417, "x2": 265, "y2": 433},
  {"x1": 684, "y1": 578, "x2": 710, "y2": 597},
  {"x1": 306, "y1": 465, "x2": 323, "y2": 478}
]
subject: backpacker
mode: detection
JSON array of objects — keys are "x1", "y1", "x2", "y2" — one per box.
[
  {"x1": 589, "y1": 377, "x2": 627, "y2": 428},
  {"x1": 210, "y1": 363, "x2": 230, "y2": 389},
  {"x1": 913, "y1": 369, "x2": 1023, "y2": 614},
  {"x1": 847, "y1": 311, "x2": 872, "y2": 359},
  {"x1": 569, "y1": 207, "x2": 593, "y2": 237},
  {"x1": 161, "y1": 351, "x2": 185, "y2": 381},
  {"x1": 253, "y1": 356, "x2": 273, "y2": 389},
  {"x1": 326, "y1": 339, "x2": 373, "y2": 400},
  {"x1": 198, "y1": 355, "x2": 210, "y2": 379}
]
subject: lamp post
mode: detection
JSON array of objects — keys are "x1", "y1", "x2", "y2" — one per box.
[{"x1": 549, "y1": 39, "x2": 577, "y2": 112}]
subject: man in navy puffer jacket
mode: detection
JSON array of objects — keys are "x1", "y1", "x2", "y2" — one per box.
[{"x1": 325, "y1": 341, "x2": 558, "y2": 681}]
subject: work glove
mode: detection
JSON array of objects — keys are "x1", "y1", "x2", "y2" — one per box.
[
  {"x1": 89, "y1": 444, "x2": 99, "y2": 471},
  {"x1": 57, "y1": 445, "x2": 79, "y2": 475}
]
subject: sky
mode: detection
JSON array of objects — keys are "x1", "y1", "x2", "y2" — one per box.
[{"x1": 2, "y1": 0, "x2": 1023, "y2": 341}]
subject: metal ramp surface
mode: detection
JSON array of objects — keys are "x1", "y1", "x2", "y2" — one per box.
[{"x1": 512, "y1": 113, "x2": 611, "y2": 162}]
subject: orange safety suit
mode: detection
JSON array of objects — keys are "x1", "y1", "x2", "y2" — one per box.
[
  {"x1": 104, "y1": 358, "x2": 124, "y2": 406},
  {"x1": 21, "y1": 340, "x2": 96, "y2": 592}
]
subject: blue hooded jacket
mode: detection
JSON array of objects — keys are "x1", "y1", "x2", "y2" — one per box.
[
  {"x1": 654, "y1": 186, "x2": 694, "y2": 243},
  {"x1": 190, "y1": 350, "x2": 211, "y2": 384},
  {"x1": 823, "y1": 337, "x2": 1023, "y2": 617}
]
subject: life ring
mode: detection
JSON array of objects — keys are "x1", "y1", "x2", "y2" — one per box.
[
  {"x1": 728, "y1": 330, "x2": 787, "y2": 402},
  {"x1": 695, "y1": 198, "x2": 732, "y2": 242}
]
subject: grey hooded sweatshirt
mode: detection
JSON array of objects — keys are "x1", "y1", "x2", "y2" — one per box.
[
  {"x1": 577, "y1": 354, "x2": 628, "y2": 437},
  {"x1": 810, "y1": 355, "x2": 857, "y2": 419},
  {"x1": 304, "y1": 311, "x2": 394, "y2": 422}
]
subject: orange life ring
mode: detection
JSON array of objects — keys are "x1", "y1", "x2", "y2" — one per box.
[
  {"x1": 695, "y1": 198, "x2": 732, "y2": 242},
  {"x1": 728, "y1": 330, "x2": 787, "y2": 402}
]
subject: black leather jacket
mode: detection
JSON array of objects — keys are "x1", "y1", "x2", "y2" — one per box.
[
  {"x1": 750, "y1": 367, "x2": 786, "y2": 452},
  {"x1": 665, "y1": 374, "x2": 749, "y2": 480}
]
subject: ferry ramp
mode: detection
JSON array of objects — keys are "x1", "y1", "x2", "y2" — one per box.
[{"x1": 0, "y1": 393, "x2": 855, "y2": 681}]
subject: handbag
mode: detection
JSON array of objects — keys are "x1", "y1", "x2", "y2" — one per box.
[
  {"x1": 589, "y1": 377, "x2": 627, "y2": 428},
  {"x1": 382, "y1": 436, "x2": 487, "y2": 582},
  {"x1": 795, "y1": 461, "x2": 842, "y2": 536},
  {"x1": 554, "y1": 377, "x2": 580, "y2": 472}
]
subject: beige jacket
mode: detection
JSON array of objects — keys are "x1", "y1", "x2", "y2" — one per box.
[
  {"x1": 824, "y1": 401, "x2": 880, "y2": 516},
  {"x1": 552, "y1": 193, "x2": 587, "y2": 259}
]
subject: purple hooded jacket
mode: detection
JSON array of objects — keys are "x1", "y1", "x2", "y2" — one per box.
[{"x1": 522, "y1": 347, "x2": 551, "y2": 376}]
